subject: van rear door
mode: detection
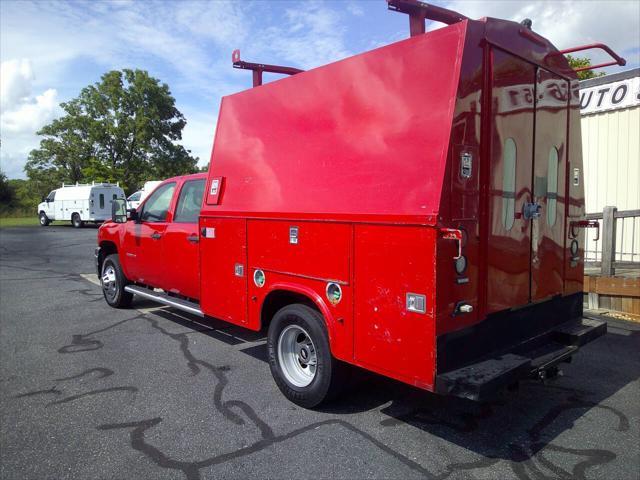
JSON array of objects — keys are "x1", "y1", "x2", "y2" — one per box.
[
  {"x1": 531, "y1": 69, "x2": 568, "y2": 301},
  {"x1": 486, "y1": 50, "x2": 569, "y2": 313}
]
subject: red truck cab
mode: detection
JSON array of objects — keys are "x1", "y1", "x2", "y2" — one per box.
[{"x1": 96, "y1": 1, "x2": 623, "y2": 407}]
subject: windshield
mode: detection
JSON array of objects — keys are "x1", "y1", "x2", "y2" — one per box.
[{"x1": 128, "y1": 191, "x2": 141, "y2": 202}]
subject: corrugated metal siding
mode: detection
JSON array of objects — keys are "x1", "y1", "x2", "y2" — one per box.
[
  {"x1": 582, "y1": 106, "x2": 640, "y2": 212},
  {"x1": 581, "y1": 105, "x2": 640, "y2": 263}
]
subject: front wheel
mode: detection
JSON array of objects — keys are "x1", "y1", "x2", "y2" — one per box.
[
  {"x1": 72, "y1": 213, "x2": 83, "y2": 228},
  {"x1": 101, "y1": 254, "x2": 133, "y2": 308},
  {"x1": 39, "y1": 212, "x2": 50, "y2": 226},
  {"x1": 267, "y1": 304, "x2": 344, "y2": 408}
]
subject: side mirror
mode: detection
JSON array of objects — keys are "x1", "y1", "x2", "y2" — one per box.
[
  {"x1": 111, "y1": 198, "x2": 128, "y2": 223},
  {"x1": 127, "y1": 208, "x2": 139, "y2": 222},
  {"x1": 41, "y1": 195, "x2": 46, "y2": 202}
]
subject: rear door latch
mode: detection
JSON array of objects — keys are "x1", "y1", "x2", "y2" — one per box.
[{"x1": 523, "y1": 202, "x2": 542, "y2": 220}]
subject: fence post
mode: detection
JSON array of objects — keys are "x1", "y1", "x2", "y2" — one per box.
[{"x1": 601, "y1": 206, "x2": 617, "y2": 276}]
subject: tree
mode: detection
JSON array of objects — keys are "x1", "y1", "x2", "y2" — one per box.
[
  {"x1": 566, "y1": 55, "x2": 606, "y2": 81},
  {"x1": 25, "y1": 69, "x2": 198, "y2": 192},
  {"x1": 0, "y1": 170, "x2": 12, "y2": 204}
]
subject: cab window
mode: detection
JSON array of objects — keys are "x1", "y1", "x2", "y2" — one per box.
[
  {"x1": 502, "y1": 138, "x2": 517, "y2": 231},
  {"x1": 46, "y1": 191, "x2": 56, "y2": 202},
  {"x1": 547, "y1": 147, "x2": 559, "y2": 227},
  {"x1": 128, "y1": 191, "x2": 141, "y2": 202},
  {"x1": 140, "y1": 182, "x2": 176, "y2": 222},
  {"x1": 174, "y1": 179, "x2": 205, "y2": 223}
]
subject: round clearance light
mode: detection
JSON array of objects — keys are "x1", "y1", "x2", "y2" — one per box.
[
  {"x1": 570, "y1": 239, "x2": 579, "y2": 257},
  {"x1": 253, "y1": 269, "x2": 266, "y2": 288},
  {"x1": 326, "y1": 282, "x2": 342, "y2": 305},
  {"x1": 454, "y1": 255, "x2": 467, "y2": 275}
]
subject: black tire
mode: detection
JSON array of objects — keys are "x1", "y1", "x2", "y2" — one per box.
[
  {"x1": 101, "y1": 254, "x2": 133, "y2": 308},
  {"x1": 72, "y1": 213, "x2": 83, "y2": 228},
  {"x1": 39, "y1": 212, "x2": 50, "y2": 226},
  {"x1": 267, "y1": 304, "x2": 344, "y2": 408}
]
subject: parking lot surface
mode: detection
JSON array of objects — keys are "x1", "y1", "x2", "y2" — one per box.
[{"x1": 1, "y1": 225, "x2": 639, "y2": 479}]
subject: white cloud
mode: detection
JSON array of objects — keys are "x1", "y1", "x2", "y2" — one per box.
[
  {"x1": 0, "y1": 59, "x2": 61, "y2": 177},
  {"x1": 442, "y1": 0, "x2": 640, "y2": 67},
  {"x1": 258, "y1": 2, "x2": 352, "y2": 70}
]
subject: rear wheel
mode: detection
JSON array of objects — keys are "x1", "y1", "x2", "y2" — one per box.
[
  {"x1": 71, "y1": 213, "x2": 83, "y2": 228},
  {"x1": 101, "y1": 254, "x2": 133, "y2": 308},
  {"x1": 39, "y1": 212, "x2": 50, "y2": 226},
  {"x1": 267, "y1": 304, "x2": 344, "y2": 408}
]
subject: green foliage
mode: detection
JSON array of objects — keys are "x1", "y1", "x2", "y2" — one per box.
[
  {"x1": 566, "y1": 55, "x2": 606, "y2": 80},
  {"x1": 26, "y1": 69, "x2": 199, "y2": 193},
  {"x1": 0, "y1": 171, "x2": 12, "y2": 204}
]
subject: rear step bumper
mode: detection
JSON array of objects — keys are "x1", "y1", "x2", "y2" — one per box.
[
  {"x1": 124, "y1": 285, "x2": 203, "y2": 317},
  {"x1": 434, "y1": 317, "x2": 606, "y2": 401}
]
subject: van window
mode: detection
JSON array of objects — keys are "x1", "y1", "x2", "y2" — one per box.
[
  {"x1": 502, "y1": 138, "x2": 517, "y2": 230},
  {"x1": 128, "y1": 191, "x2": 141, "y2": 202},
  {"x1": 113, "y1": 194, "x2": 118, "y2": 201},
  {"x1": 46, "y1": 191, "x2": 56, "y2": 202},
  {"x1": 99, "y1": 194, "x2": 105, "y2": 209},
  {"x1": 547, "y1": 147, "x2": 559, "y2": 227},
  {"x1": 140, "y1": 182, "x2": 176, "y2": 222},
  {"x1": 174, "y1": 179, "x2": 206, "y2": 223}
]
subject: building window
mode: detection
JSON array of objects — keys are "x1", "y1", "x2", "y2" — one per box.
[
  {"x1": 547, "y1": 147, "x2": 559, "y2": 227},
  {"x1": 502, "y1": 138, "x2": 517, "y2": 231}
]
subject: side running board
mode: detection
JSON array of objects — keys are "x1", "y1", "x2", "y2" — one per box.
[{"x1": 124, "y1": 285, "x2": 203, "y2": 317}]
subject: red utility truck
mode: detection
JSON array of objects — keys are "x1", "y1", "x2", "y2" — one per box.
[{"x1": 96, "y1": 1, "x2": 625, "y2": 407}]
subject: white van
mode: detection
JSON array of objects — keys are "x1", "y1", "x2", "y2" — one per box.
[
  {"x1": 126, "y1": 180, "x2": 162, "y2": 210},
  {"x1": 38, "y1": 183, "x2": 126, "y2": 227}
]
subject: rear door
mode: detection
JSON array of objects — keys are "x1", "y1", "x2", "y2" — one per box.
[
  {"x1": 531, "y1": 69, "x2": 568, "y2": 300},
  {"x1": 486, "y1": 50, "x2": 569, "y2": 313},
  {"x1": 486, "y1": 49, "x2": 535, "y2": 313},
  {"x1": 162, "y1": 178, "x2": 205, "y2": 299}
]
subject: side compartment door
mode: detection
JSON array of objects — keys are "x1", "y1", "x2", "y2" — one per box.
[
  {"x1": 486, "y1": 49, "x2": 535, "y2": 313},
  {"x1": 199, "y1": 218, "x2": 248, "y2": 326},
  {"x1": 531, "y1": 69, "x2": 568, "y2": 300}
]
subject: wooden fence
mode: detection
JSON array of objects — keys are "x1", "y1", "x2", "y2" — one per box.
[{"x1": 584, "y1": 207, "x2": 640, "y2": 276}]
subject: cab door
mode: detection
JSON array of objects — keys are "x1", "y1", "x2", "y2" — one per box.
[
  {"x1": 531, "y1": 69, "x2": 568, "y2": 300},
  {"x1": 162, "y1": 178, "x2": 206, "y2": 300},
  {"x1": 122, "y1": 182, "x2": 176, "y2": 286},
  {"x1": 486, "y1": 49, "x2": 535, "y2": 313}
]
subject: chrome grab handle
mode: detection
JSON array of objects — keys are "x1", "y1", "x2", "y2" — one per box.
[
  {"x1": 440, "y1": 228, "x2": 463, "y2": 260},
  {"x1": 151, "y1": 232, "x2": 162, "y2": 240},
  {"x1": 187, "y1": 234, "x2": 199, "y2": 244},
  {"x1": 570, "y1": 220, "x2": 600, "y2": 241}
]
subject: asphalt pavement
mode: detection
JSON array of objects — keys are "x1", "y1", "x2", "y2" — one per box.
[{"x1": 1, "y1": 225, "x2": 639, "y2": 480}]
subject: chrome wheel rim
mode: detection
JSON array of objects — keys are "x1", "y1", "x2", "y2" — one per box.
[
  {"x1": 102, "y1": 265, "x2": 117, "y2": 300},
  {"x1": 277, "y1": 324, "x2": 317, "y2": 387}
]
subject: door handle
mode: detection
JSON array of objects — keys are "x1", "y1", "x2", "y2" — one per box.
[
  {"x1": 151, "y1": 232, "x2": 162, "y2": 240},
  {"x1": 187, "y1": 234, "x2": 199, "y2": 244}
]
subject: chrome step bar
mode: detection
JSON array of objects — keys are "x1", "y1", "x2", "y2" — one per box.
[{"x1": 124, "y1": 285, "x2": 203, "y2": 317}]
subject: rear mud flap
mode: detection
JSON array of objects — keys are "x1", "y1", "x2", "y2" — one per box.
[{"x1": 435, "y1": 317, "x2": 606, "y2": 401}]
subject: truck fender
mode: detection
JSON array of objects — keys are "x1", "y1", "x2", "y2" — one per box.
[{"x1": 264, "y1": 282, "x2": 338, "y2": 353}]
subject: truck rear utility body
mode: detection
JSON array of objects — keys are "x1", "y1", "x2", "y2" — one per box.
[{"x1": 97, "y1": 1, "x2": 623, "y2": 405}]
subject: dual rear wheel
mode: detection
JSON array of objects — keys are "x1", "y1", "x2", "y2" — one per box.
[{"x1": 267, "y1": 304, "x2": 346, "y2": 408}]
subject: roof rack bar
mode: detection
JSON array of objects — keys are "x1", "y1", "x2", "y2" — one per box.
[
  {"x1": 387, "y1": 0, "x2": 467, "y2": 37},
  {"x1": 559, "y1": 43, "x2": 626, "y2": 72},
  {"x1": 232, "y1": 49, "x2": 304, "y2": 87}
]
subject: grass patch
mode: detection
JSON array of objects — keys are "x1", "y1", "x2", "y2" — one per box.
[{"x1": 0, "y1": 216, "x2": 40, "y2": 228}]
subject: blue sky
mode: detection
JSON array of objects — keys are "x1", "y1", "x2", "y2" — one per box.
[{"x1": 2, "y1": 0, "x2": 639, "y2": 179}]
